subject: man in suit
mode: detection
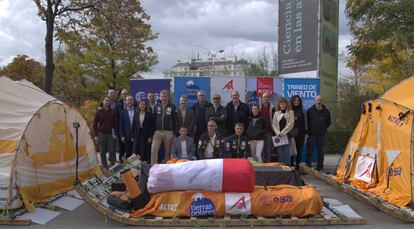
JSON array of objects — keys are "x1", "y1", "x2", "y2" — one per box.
[
  {"x1": 116, "y1": 88, "x2": 129, "y2": 161},
  {"x1": 192, "y1": 90, "x2": 212, "y2": 144},
  {"x1": 147, "y1": 92, "x2": 158, "y2": 113},
  {"x1": 177, "y1": 95, "x2": 195, "y2": 137},
  {"x1": 119, "y1": 95, "x2": 136, "y2": 161},
  {"x1": 170, "y1": 126, "x2": 197, "y2": 160}
]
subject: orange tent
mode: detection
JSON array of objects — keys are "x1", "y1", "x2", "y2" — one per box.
[{"x1": 335, "y1": 75, "x2": 414, "y2": 208}]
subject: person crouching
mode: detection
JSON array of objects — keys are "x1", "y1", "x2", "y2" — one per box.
[
  {"x1": 170, "y1": 126, "x2": 197, "y2": 160},
  {"x1": 224, "y1": 123, "x2": 251, "y2": 159}
]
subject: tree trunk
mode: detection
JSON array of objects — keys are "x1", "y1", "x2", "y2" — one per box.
[{"x1": 44, "y1": 13, "x2": 55, "y2": 94}]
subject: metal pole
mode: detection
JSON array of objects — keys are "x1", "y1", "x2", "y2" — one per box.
[
  {"x1": 73, "y1": 122, "x2": 80, "y2": 185},
  {"x1": 212, "y1": 54, "x2": 215, "y2": 76}
]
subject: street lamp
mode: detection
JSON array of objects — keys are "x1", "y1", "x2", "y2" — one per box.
[
  {"x1": 195, "y1": 45, "x2": 224, "y2": 76},
  {"x1": 212, "y1": 49, "x2": 224, "y2": 76}
]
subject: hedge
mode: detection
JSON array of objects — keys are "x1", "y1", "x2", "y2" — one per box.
[{"x1": 325, "y1": 130, "x2": 353, "y2": 155}]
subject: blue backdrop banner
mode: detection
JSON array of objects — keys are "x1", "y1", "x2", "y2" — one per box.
[
  {"x1": 174, "y1": 77, "x2": 211, "y2": 107},
  {"x1": 283, "y1": 78, "x2": 320, "y2": 110},
  {"x1": 130, "y1": 79, "x2": 171, "y2": 102}
]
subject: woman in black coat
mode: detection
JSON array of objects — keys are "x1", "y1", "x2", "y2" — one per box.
[
  {"x1": 290, "y1": 95, "x2": 306, "y2": 169},
  {"x1": 245, "y1": 104, "x2": 267, "y2": 162},
  {"x1": 133, "y1": 100, "x2": 154, "y2": 163}
]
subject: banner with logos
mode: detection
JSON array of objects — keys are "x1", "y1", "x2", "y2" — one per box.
[
  {"x1": 278, "y1": 0, "x2": 319, "y2": 75},
  {"x1": 130, "y1": 79, "x2": 171, "y2": 102},
  {"x1": 246, "y1": 77, "x2": 284, "y2": 108},
  {"x1": 284, "y1": 78, "x2": 320, "y2": 110},
  {"x1": 210, "y1": 77, "x2": 246, "y2": 105},
  {"x1": 174, "y1": 77, "x2": 211, "y2": 107}
]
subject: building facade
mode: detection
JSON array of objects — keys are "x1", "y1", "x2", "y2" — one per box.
[{"x1": 164, "y1": 56, "x2": 248, "y2": 77}]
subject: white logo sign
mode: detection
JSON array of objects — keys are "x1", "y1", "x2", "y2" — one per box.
[
  {"x1": 354, "y1": 156, "x2": 375, "y2": 183},
  {"x1": 225, "y1": 193, "x2": 251, "y2": 215}
]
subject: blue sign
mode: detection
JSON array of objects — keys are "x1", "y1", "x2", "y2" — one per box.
[
  {"x1": 283, "y1": 78, "x2": 320, "y2": 110},
  {"x1": 174, "y1": 77, "x2": 210, "y2": 107},
  {"x1": 190, "y1": 194, "x2": 215, "y2": 217},
  {"x1": 130, "y1": 79, "x2": 171, "y2": 102}
]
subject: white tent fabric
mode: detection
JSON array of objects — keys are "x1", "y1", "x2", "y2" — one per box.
[{"x1": 0, "y1": 76, "x2": 100, "y2": 210}]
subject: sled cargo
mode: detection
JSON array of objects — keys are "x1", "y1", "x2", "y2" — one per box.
[
  {"x1": 75, "y1": 160, "x2": 365, "y2": 226},
  {"x1": 300, "y1": 163, "x2": 414, "y2": 222}
]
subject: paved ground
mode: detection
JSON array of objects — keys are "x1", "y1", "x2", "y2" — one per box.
[{"x1": 11, "y1": 155, "x2": 414, "y2": 228}]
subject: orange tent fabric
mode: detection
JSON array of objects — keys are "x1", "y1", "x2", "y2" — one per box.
[{"x1": 335, "y1": 75, "x2": 414, "y2": 208}]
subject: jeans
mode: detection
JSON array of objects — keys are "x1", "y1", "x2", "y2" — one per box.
[
  {"x1": 249, "y1": 140, "x2": 264, "y2": 162},
  {"x1": 306, "y1": 135, "x2": 326, "y2": 171},
  {"x1": 98, "y1": 133, "x2": 115, "y2": 169},
  {"x1": 276, "y1": 138, "x2": 291, "y2": 165}
]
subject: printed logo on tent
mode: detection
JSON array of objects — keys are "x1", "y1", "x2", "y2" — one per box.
[
  {"x1": 259, "y1": 194, "x2": 295, "y2": 207},
  {"x1": 223, "y1": 80, "x2": 234, "y2": 90},
  {"x1": 387, "y1": 114, "x2": 408, "y2": 127},
  {"x1": 184, "y1": 80, "x2": 201, "y2": 101},
  {"x1": 225, "y1": 193, "x2": 251, "y2": 215},
  {"x1": 354, "y1": 156, "x2": 375, "y2": 183},
  {"x1": 190, "y1": 193, "x2": 215, "y2": 217},
  {"x1": 159, "y1": 203, "x2": 178, "y2": 212}
]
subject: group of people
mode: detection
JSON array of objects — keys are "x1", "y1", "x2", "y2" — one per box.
[{"x1": 93, "y1": 88, "x2": 331, "y2": 172}]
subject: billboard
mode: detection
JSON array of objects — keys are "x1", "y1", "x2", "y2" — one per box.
[
  {"x1": 246, "y1": 77, "x2": 284, "y2": 108},
  {"x1": 284, "y1": 78, "x2": 320, "y2": 110},
  {"x1": 210, "y1": 77, "x2": 246, "y2": 105},
  {"x1": 278, "y1": 0, "x2": 319, "y2": 75},
  {"x1": 130, "y1": 79, "x2": 171, "y2": 102},
  {"x1": 174, "y1": 77, "x2": 211, "y2": 107},
  {"x1": 319, "y1": 0, "x2": 339, "y2": 126}
]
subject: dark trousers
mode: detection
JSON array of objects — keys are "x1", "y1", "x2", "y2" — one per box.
[
  {"x1": 98, "y1": 133, "x2": 115, "y2": 169},
  {"x1": 263, "y1": 132, "x2": 274, "y2": 162},
  {"x1": 294, "y1": 135, "x2": 305, "y2": 169},
  {"x1": 306, "y1": 135, "x2": 326, "y2": 171},
  {"x1": 134, "y1": 130, "x2": 151, "y2": 163},
  {"x1": 123, "y1": 138, "x2": 133, "y2": 159},
  {"x1": 118, "y1": 138, "x2": 126, "y2": 161}
]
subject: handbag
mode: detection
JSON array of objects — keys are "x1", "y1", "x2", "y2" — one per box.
[{"x1": 288, "y1": 128, "x2": 299, "y2": 137}]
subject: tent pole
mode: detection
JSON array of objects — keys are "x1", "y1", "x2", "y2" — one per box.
[{"x1": 411, "y1": 113, "x2": 414, "y2": 209}]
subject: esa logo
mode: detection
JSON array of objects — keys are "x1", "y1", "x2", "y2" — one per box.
[
  {"x1": 135, "y1": 91, "x2": 147, "y2": 102},
  {"x1": 190, "y1": 193, "x2": 215, "y2": 217}
]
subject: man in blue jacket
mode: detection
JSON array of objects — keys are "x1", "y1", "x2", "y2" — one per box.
[{"x1": 119, "y1": 95, "x2": 136, "y2": 161}]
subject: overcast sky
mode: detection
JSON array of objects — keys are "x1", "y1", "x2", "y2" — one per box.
[{"x1": 0, "y1": 0, "x2": 351, "y2": 77}]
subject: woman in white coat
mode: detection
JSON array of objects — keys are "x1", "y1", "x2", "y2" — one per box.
[{"x1": 272, "y1": 97, "x2": 295, "y2": 165}]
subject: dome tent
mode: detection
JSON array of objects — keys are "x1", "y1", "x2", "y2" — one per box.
[
  {"x1": 335, "y1": 75, "x2": 414, "y2": 208},
  {"x1": 0, "y1": 76, "x2": 100, "y2": 210}
]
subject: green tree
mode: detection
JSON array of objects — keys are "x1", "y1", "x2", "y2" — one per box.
[
  {"x1": 58, "y1": 0, "x2": 158, "y2": 94},
  {"x1": 33, "y1": 0, "x2": 94, "y2": 94},
  {"x1": 346, "y1": 0, "x2": 414, "y2": 89},
  {"x1": 0, "y1": 55, "x2": 44, "y2": 87}
]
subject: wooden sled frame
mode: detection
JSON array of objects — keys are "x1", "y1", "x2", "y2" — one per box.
[
  {"x1": 74, "y1": 167, "x2": 366, "y2": 226},
  {"x1": 300, "y1": 163, "x2": 414, "y2": 223}
]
